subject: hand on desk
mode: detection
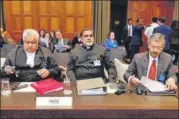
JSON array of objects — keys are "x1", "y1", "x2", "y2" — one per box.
[
  {"x1": 38, "y1": 68, "x2": 49, "y2": 78},
  {"x1": 165, "y1": 78, "x2": 177, "y2": 91}
]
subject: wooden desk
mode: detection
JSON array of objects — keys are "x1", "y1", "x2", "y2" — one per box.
[{"x1": 1, "y1": 83, "x2": 178, "y2": 118}]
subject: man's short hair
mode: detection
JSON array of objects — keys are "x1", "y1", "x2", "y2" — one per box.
[
  {"x1": 22, "y1": 29, "x2": 39, "y2": 41},
  {"x1": 127, "y1": 18, "x2": 132, "y2": 22},
  {"x1": 152, "y1": 17, "x2": 158, "y2": 23},
  {"x1": 158, "y1": 17, "x2": 166, "y2": 23},
  {"x1": 80, "y1": 28, "x2": 93, "y2": 37},
  {"x1": 55, "y1": 30, "x2": 62, "y2": 34},
  {"x1": 136, "y1": 18, "x2": 142, "y2": 23},
  {"x1": 148, "y1": 33, "x2": 165, "y2": 45}
]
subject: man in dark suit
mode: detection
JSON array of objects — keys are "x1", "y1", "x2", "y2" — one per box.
[
  {"x1": 54, "y1": 30, "x2": 71, "y2": 52},
  {"x1": 130, "y1": 18, "x2": 144, "y2": 60},
  {"x1": 67, "y1": 28, "x2": 117, "y2": 82},
  {"x1": 121, "y1": 18, "x2": 133, "y2": 59},
  {"x1": 124, "y1": 33, "x2": 177, "y2": 90},
  {"x1": 1, "y1": 29, "x2": 61, "y2": 82},
  {"x1": 153, "y1": 17, "x2": 172, "y2": 53},
  {"x1": 71, "y1": 33, "x2": 83, "y2": 49}
]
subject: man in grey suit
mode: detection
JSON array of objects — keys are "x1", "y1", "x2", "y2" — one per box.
[{"x1": 124, "y1": 33, "x2": 177, "y2": 90}]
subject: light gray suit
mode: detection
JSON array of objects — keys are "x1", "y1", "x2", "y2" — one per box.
[{"x1": 123, "y1": 52, "x2": 177, "y2": 84}]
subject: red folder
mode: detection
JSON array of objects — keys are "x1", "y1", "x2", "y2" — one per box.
[{"x1": 31, "y1": 78, "x2": 64, "y2": 95}]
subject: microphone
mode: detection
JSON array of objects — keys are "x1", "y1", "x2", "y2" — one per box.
[{"x1": 115, "y1": 84, "x2": 135, "y2": 95}]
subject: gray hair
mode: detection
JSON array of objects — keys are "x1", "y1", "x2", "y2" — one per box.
[
  {"x1": 148, "y1": 33, "x2": 165, "y2": 45},
  {"x1": 22, "y1": 29, "x2": 39, "y2": 41}
]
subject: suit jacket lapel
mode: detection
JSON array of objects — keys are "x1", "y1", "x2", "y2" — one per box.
[
  {"x1": 34, "y1": 48, "x2": 43, "y2": 66},
  {"x1": 142, "y1": 52, "x2": 149, "y2": 77},
  {"x1": 15, "y1": 48, "x2": 27, "y2": 67}
]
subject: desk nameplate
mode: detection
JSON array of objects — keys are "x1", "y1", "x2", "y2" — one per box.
[{"x1": 36, "y1": 97, "x2": 72, "y2": 107}]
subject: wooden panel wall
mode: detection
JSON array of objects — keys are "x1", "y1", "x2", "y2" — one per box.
[
  {"x1": 128, "y1": 0, "x2": 175, "y2": 25},
  {"x1": 127, "y1": 0, "x2": 175, "y2": 52},
  {"x1": 4, "y1": 1, "x2": 92, "y2": 42}
]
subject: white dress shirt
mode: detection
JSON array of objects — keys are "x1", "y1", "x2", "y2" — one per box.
[
  {"x1": 127, "y1": 25, "x2": 133, "y2": 37},
  {"x1": 147, "y1": 54, "x2": 159, "y2": 81},
  {"x1": 58, "y1": 39, "x2": 64, "y2": 45},
  {"x1": 144, "y1": 23, "x2": 159, "y2": 39},
  {"x1": 25, "y1": 51, "x2": 36, "y2": 68}
]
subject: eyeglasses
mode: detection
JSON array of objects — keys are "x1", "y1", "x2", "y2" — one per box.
[
  {"x1": 150, "y1": 45, "x2": 163, "y2": 50},
  {"x1": 83, "y1": 34, "x2": 93, "y2": 38}
]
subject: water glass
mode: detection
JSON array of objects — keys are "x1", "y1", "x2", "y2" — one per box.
[
  {"x1": 63, "y1": 77, "x2": 72, "y2": 95},
  {"x1": 1, "y1": 78, "x2": 11, "y2": 96}
]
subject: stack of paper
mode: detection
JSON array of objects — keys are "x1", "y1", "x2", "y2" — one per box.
[
  {"x1": 141, "y1": 76, "x2": 168, "y2": 92},
  {"x1": 77, "y1": 77, "x2": 106, "y2": 95}
]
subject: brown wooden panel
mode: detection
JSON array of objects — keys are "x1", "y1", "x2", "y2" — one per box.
[
  {"x1": 49, "y1": 1, "x2": 63, "y2": 15},
  {"x1": 4, "y1": 1, "x2": 93, "y2": 41},
  {"x1": 4, "y1": 1, "x2": 11, "y2": 32},
  {"x1": 76, "y1": 1, "x2": 84, "y2": 16},
  {"x1": 24, "y1": 17, "x2": 32, "y2": 29},
  {"x1": 65, "y1": 1, "x2": 74, "y2": 16},
  {"x1": 50, "y1": 17, "x2": 60, "y2": 31},
  {"x1": 65, "y1": 17, "x2": 74, "y2": 33},
  {"x1": 84, "y1": 1, "x2": 92, "y2": 16},
  {"x1": 77, "y1": 17, "x2": 84, "y2": 32},
  {"x1": 138, "y1": 1, "x2": 152, "y2": 24},
  {"x1": 11, "y1": 1, "x2": 21, "y2": 15},
  {"x1": 23, "y1": 1, "x2": 32, "y2": 15},
  {"x1": 11, "y1": 16, "x2": 21, "y2": 31},
  {"x1": 39, "y1": 17, "x2": 48, "y2": 30},
  {"x1": 85, "y1": 17, "x2": 92, "y2": 29},
  {"x1": 39, "y1": 1, "x2": 48, "y2": 15}
]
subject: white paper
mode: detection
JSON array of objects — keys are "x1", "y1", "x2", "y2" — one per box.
[
  {"x1": 141, "y1": 76, "x2": 168, "y2": 92},
  {"x1": 106, "y1": 83, "x2": 118, "y2": 94},
  {"x1": 36, "y1": 97, "x2": 72, "y2": 107},
  {"x1": 0, "y1": 58, "x2": 6, "y2": 68},
  {"x1": 13, "y1": 82, "x2": 36, "y2": 93},
  {"x1": 79, "y1": 87, "x2": 106, "y2": 95},
  {"x1": 80, "y1": 87, "x2": 103, "y2": 93}
]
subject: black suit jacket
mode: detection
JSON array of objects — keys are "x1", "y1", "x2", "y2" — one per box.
[
  {"x1": 121, "y1": 25, "x2": 133, "y2": 43},
  {"x1": 130, "y1": 25, "x2": 144, "y2": 46},
  {"x1": 71, "y1": 36, "x2": 82, "y2": 49}
]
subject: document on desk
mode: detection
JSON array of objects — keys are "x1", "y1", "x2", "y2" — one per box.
[
  {"x1": 13, "y1": 82, "x2": 36, "y2": 93},
  {"x1": 106, "y1": 83, "x2": 118, "y2": 94},
  {"x1": 141, "y1": 76, "x2": 168, "y2": 92},
  {"x1": 77, "y1": 77, "x2": 106, "y2": 95}
]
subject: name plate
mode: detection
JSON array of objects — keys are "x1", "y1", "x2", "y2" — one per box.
[{"x1": 36, "y1": 97, "x2": 72, "y2": 107}]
